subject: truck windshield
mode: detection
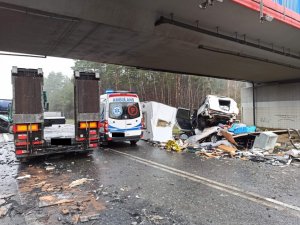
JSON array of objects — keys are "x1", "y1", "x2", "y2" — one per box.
[
  {"x1": 0, "y1": 100, "x2": 12, "y2": 114},
  {"x1": 109, "y1": 102, "x2": 140, "y2": 120}
]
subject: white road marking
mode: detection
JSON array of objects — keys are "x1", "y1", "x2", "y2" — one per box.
[{"x1": 111, "y1": 149, "x2": 300, "y2": 218}]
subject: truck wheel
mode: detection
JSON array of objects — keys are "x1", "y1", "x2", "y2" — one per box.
[
  {"x1": 130, "y1": 140, "x2": 138, "y2": 145},
  {"x1": 101, "y1": 141, "x2": 108, "y2": 146},
  {"x1": 19, "y1": 158, "x2": 28, "y2": 163}
]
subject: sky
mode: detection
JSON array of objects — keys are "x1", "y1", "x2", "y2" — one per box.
[{"x1": 0, "y1": 52, "x2": 74, "y2": 99}]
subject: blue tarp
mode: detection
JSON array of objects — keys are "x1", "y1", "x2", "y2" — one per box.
[{"x1": 228, "y1": 123, "x2": 256, "y2": 135}]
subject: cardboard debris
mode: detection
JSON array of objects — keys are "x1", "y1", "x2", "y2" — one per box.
[
  {"x1": 39, "y1": 195, "x2": 74, "y2": 208},
  {"x1": 217, "y1": 145, "x2": 237, "y2": 156},
  {"x1": 0, "y1": 203, "x2": 12, "y2": 218},
  {"x1": 39, "y1": 195, "x2": 55, "y2": 202},
  {"x1": 69, "y1": 178, "x2": 94, "y2": 188},
  {"x1": 220, "y1": 129, "x2": 238, "y2": 146},
  {"x1": 72, "y1": 214, "x2": 80, "y2": 224},
  {"x1": 61, "y1": 208, "x2": 69, "y2": 215},
  {"x1": 34, "y1": 181, "x2": 46, "y2": 188}
]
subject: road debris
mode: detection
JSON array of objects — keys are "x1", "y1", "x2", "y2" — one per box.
[
  {"x1": 252, "y1": 132, "x2": 278, "y2": 152},
  {"x1": 286, "y1": 149, "x2": 300, "y2": 158},
  {"x1": 16, "y1": 174, "x2": 31, "y2": 180},
  {"x1": 154, "y1": 117, "x2": 299, "y2": 167},
  {"x1": 0, "y1": 203, "x2": 12, "y2": 218},
  {"x1": 165, "y1": 140, "x2": 184, "y2": 152},
  {"x1": 69, "y1": 178, "x2": 94, "y2": 188},
  {"x1": 45, "y1": 166, "x2": 56, "y2": 171},
  {"x1": 39, "y1": 195, "x2": 74, "y2": 208}
]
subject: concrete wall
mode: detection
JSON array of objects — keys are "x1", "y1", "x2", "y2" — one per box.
[{"x1": 241, "y1": 82, "x2": 300, "y2": 129}]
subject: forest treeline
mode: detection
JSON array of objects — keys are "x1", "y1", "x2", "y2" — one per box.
[{"x1": 44, "y1": 60, "x2": 246, "y2": 118}]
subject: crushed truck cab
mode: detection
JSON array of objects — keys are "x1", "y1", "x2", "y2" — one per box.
[{"x1": 196, "y1": 95, "x2": 239, "y2": 130}]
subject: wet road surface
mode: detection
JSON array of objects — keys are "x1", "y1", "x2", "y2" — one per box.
[{"x1": 0, "y1": 133, "x2": 300, "y2": 225}]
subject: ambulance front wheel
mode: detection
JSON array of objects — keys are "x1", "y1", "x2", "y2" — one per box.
[{"x1": 130, "y1": 140, "x2": 138, "y2": 145}]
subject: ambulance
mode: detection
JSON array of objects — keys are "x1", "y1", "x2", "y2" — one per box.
[{"x1": 99, "y1": 91, "x2": 143, "y2": 145}]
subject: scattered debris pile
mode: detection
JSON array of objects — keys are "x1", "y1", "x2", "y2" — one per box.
[
  {"x1": 158, "y1": 124, "x2": 300, "y2": 167},
  {"x1": 16, "y1": 161, "x2": 106, "y2": 224}
]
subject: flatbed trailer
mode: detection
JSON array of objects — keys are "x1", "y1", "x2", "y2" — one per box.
[{"x1": 12, "y1": 67, "x2": 100, "y2": 160}]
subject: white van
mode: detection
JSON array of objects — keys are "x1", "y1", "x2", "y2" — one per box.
[{"x1": 99, "y1": 91, "x2": 143, "y2": 145}]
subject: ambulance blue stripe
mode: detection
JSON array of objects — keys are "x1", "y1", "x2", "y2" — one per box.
[{"x1": 108, "y1": 123, "x2": 142, "y2": 132}]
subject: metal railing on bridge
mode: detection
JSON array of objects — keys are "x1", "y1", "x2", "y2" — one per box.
[{"x1": 233, "y1": 0, "x2": 300, "y2": 29}]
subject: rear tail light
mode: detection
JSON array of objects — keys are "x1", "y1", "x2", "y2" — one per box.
[
  {"x1": 18, "y1": 134, "x2": 27, "y2": 140},
  {"x1": 89, "y1": 130, "x2": 97, "y2": 135},
  {"x1": 15, "y1": 140, "x2": 42, "y2": 146},
  {"x1": 16, "y1": 150, "x2": 29, "y2": 155},
  {"x1": 89, "y1": 122, "x2": 97, "y2": 129},
  {"x1": 104, "y1": 120, "x2": 108, "y2": 133},
  {"x1": 79, "y1": 121, "x2": 98, "y2": 129},
  {"x1": 89, "y1": 143, "x2": 98, "y2": 148},
  {"x1": 79, "y1": 122, "x2": 88, "y2": 129},
  {"x1": 141, "y1": 118, "x2": 145, "y2": 129},
  {"x1": 14, "y1": 124, "x2": 39, "y2": 133},
  {"x1": 15, "y1": 142, "x2": 28, "y2": 146}
]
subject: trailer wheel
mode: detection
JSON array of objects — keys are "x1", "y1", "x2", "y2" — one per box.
[
  {"x1": 101, "y1": 141, "x2": 108, "y2": 146},
  {"x1": 130, "y1": 140, "x2": 138, "y2": 145}
]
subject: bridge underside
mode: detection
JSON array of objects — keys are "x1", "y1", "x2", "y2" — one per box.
[{"x1": 0, "y1": 0, "x2": 299, "y2": 83}]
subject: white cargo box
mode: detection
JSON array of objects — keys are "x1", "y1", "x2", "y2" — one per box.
[
  {"x1": 252, "y1": 131, "x2": 278, "y2": 152},
  {"x1": 141, "y1": 101, "x2": 177, "y2": 143}
]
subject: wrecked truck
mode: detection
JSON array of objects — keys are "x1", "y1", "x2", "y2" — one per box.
[
  {"x1": 194, "y1": 95, "x2": 239, "y2": 130},
  {"x1": 12, "y1": 67, "x2": 100, "y2": 160}
]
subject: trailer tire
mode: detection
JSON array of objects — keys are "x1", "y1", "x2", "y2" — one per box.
[
  {"x1": 101, "y1": 141, "x2": 108, "y2": 146},
  {"x1": 19, "y1": 158, "x2": 28, "y2": 163},
  {"x1": 130, "y1": 140, "x2": 138, "y2": 145}
]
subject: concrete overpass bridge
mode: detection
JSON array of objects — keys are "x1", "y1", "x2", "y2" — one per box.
[
  {"x1": 0, "y1": 0, "x2": 299, "y2": 128},
  {"x1": 0, "y1": 0, "x2": 299, "y2": 83}
]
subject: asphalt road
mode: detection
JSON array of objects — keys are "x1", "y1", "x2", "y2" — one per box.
[{"x1": 0, "y1": 134, "x2": 300, "y2": 225}]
